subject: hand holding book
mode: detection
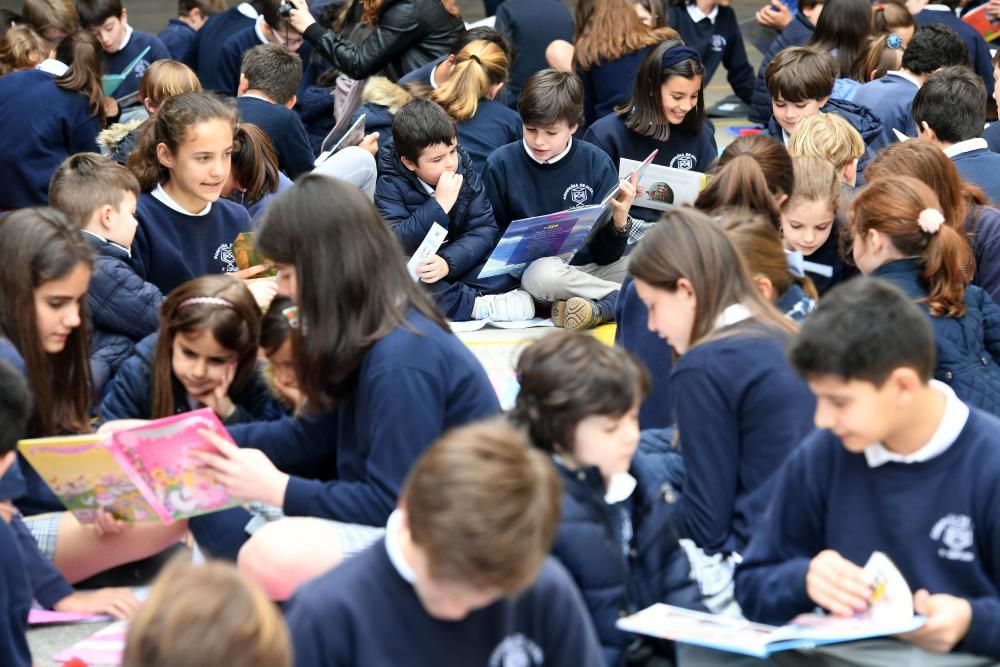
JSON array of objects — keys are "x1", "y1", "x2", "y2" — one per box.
[
  {"x1": 193, "y1": 428, "x2": 290, "y2": 508},
  {"x1": 610, "y1": 170, "x2": 638, "y2": 231},
  {"x1": 901, "y1": 590, "x2": 972, "y2": 654},
  {"x1": 807, "y1": 549, "x2": 873, "y2": 617}
]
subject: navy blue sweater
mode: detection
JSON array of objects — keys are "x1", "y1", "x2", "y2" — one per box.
[
  {"x1": 749, "y1": 12, "x2": 814, "y2": 124},
  {"x1": 850, "y1": 72, "x2": 919, "y2": 145},
  {"x1": 104, "y1": 31, "x2": 170, "y2": 100},
  {"x1": 158, "y1": 18, "x2": 196, "y2": 62},
  {"x1": 670, "y1": 322, "x2": 816, "y2": 555},
  {"x1": 615, "y1": 275, "x2": 674, "y2": 430},
  {"x1": 951, "y1": 147, "x2": 1000, "y2": 207},
  {"x1": 985, "y1": 121, "x2": 1000, "y2": 153},
  {"x1": 238, "y1": 96, "x2": 315, "y2": 178},
  {"x1": 483, "y1": 139, "x2": 627, "y2": 267},
  {"x1": 189, "y1": 5, "x2": 256, "y2": 88},
  {"x1": 286, "y1": 543, "x2": 603, "y2": 667},
  {"x1": 228, "y1": 311, "x2": 500, "y2": 525},
  {"x1": 0, "y1": 68, "x2": 100, "y2": 208},
  {"x1": 495, "y1": 0, "x2": 575, "y2": 110},
  {"x1": 579, "y1": 47, "x2": 651, "y2": 129},
  {"x1": 969, "y1": 205, "x2": 1000, "y2": 304},
  {"x1": 735, "y1": 409, "x2": 1000, "y2": 658},
  {"x1": 916, "y1": 8, "x2": 995, "y2": 98},
  {"x1": 132, "y1": 192, "x2": 252, "y2": 295},
  {"x1": 0, "y1": 517, "x2": 31, "y2": 667},
  {"x1": 666, "y1": 3, "x2": 754, "y2": 106},
  {"x1": 456, "y1": 99, "x2": 522, "y2": 175}
]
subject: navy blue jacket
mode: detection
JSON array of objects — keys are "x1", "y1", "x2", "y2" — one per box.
[
  {"x1": 916, "y1": 8, "x2": 995, "y2": 98},
  {"x1": 100, "y1": 333, "x2": 284, "y2": 424},
  {"x1": 456, "y1": 99, "x2": 522, "y2": 175},
  {"x1": 287, "y1": 544, "x2": 604, "y2": 667},
  {"x1": 667, "y1": 3, "x2": 755, "y2": 106},
  {"x1": 84, "y1": 233, "x2": 163, "y2": 395},
  {"x1": 0, "y1": 68, "x2": 100, "y2": 208},
  {"x1": 238, "y1": 96, "x2": 315, "y2": 178},
  {"x1": 670, "y1": 322, "x2": 816, "y2": 555},
  {"x1": 735, "y1": 409, "x2": 1000, "y2": 658},
  {"x1": 297, "y1": 83, "x2": 336, "y2": 155},
  {"x1": 132, "y1": 191, "x2": 252, "y2": 295},
  {"x1": 615, "y1": 275, "x2": 674, "y2": 430},
  {"x1": 969, "y1": 205, "x2": 1000, "y2": 304},
  {"x1": 579, "y1": 47, "x2": 651, "y2": 129},
  {"x1": 158, "y1": 18, "x2": 196, "y2": 62},
  {"x1": 872, "y1": 258, "x2": 1000, "y2": 417},
  {"x1": 495, "y1": 0, "x2": 575, "y2": 110},
  {"x1": 189, "y1": 5, "x2": 256, "y2": 88},
  {"x1": 850, "y1": 71, "x2": 919, "y2": 145},
  {"x1": 0, "y1": 517, "x2": 31, "y2": 667},
  {"x1": 375, "y1": 142, "x2": 498, "y2": 278},
  {"x1": 104, "y1": 31, "x2": 170, "y2": 100},
  {"x1": 951, "y1": 147, "x2": 1000, "y2": 206},
  {"x1": 228, "y1": 310, "x2": 501, "y2": 525},
  {"x1": 749, "y1": 12, "x2": 814, "y2": 124}
]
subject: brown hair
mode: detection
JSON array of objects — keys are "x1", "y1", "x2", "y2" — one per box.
[
  {"x1": 695, "y1": 135, "x2": 794, "y2": 228},
  {"x1": 720, "y1": 210, "x2": 819, "y2": 302},
  {"x1": 518, "y1": 68, "x2": 584, "y2": 127},
  {"x1": 0, "y1": 208, "x2": 93, "y2": 436},
  {"x1": 48, "y1": 153, "x2": 140, "y2": 229},
  {"x1": 431, "y1": 39, "x2": 509, "y2": 121},
  {"x1": 853, "y1": 32, "x2": 902, "y2": 82},
  {"x1": 402, "y1": 418, "x2": 561, "y2": 593},
  {"x1": 361, "y1": 0, "x2": 460, "y2": 25},
  {"x1": 139, "y1": 60, "x2": 203, "y2": 111},
  {"x1": 572, "y1": 0, "x2": 676, "y2": 70},
  {"x1": 630, "y1": 207, "x2": 798, "y2": 353},
  {"x1": 765, "y1": 46, "x2": 837, "y2": 103},
  {"x1": 54, "y1": 30, "x2": 105, "y2": 124},
  {"x1": 150, "y1": 275, "x2": 261, "y2": 419},
  {"x1": 510, "y1": 332, "x2": 649, "y2": 454},
  {"x1": 229, "y1": 123, "x2": 281, "y2": 207},
  {"x1": 872, "y1": 1, "x2": 915, "y2": 37},
  {"x1": 21, "y1": 0, "x2": 79, "y2": 44},
  {"x1": 123, "y1": 558, "x2": 291, "y2": 667},
  {"x1": 849, "y1": 176, "x2": 972, "y2": 317},
  {"x1": 0, "y1": 25, "x2": 51, "y2": 74},
  {"x1": 786, "y1": 112, "x2": 865, "y2": 169}
]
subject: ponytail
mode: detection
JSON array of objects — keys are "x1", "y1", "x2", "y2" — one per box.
[
  {"x1": 431, "y1": 39, "x2": 508, "y2": 121},
  {"x1": 695, "y1": 154, "x2": 782, "y2": 228},
  {"x1": 231, "y1": 123, "x2": 280, "y2": 206},
  {"x1": 54, "y1": 30, "x2": 105, "y2": 124}
]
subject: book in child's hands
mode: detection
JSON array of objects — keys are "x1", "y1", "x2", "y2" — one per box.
[
  {"x1": 17, "y1": 409, "x2": 240, "y2": 525},
  {"x1": 101, "y1": 45, "x2": 152, "y2": 97},
  {"x1": 617, "y1": 552, "x2": 924, "y2": 658},
  {"x1": 963, "y1": 4, "x2": 1000, "y2": 42},
  {"x1": 232, "y1": 232, "x2": 278, "y2": 276},
  {"x1": 315, "y1": 113, "x2": 366, "y2": 165},
  {"x1": 620, "y1": 159, "x2": 708, "y2": 211}
]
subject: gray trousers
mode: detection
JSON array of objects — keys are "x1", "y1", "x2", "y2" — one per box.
[
  {"x1": 311, "y1": 146, "x2": 378, "y2": 201},
  {"x1": 520, "y1": 255, "x2": 630, "y2": 302}
]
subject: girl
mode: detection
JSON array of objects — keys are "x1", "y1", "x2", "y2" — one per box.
[
  {"x1": 629, "y1": 208, "x2": 816, "y2": 613},
  {"x1": 128, "y1": 91, "x2": 259, "y2": 295},
  {"x1": 101, "y1": 274, "x2": 282, "y2": 424},
  {"x1": 854, "y1": 32, "x2": 904, "y2": 83},
  {"x1": 583, "y1": 40, "x2": 718, "y2": 220},
  {"x1": 872, "y1": 0, "x2": 916, "y2": 45},
  {"x1": 223, "y1": 123, "x2": 292, "y2": 221},
  {"x1": 510, "y1": 331, "x2": 699, "y2": 666},
  {"x1": 0, "y1": 30, "x2": 103, "y2": 208},
  {"x1": 21, "y1": 0, "x2": 79, "y2": 46},
  {"x1": 850, "y1": 176, "x2": 1000, "y2": 416},
  {"x1": 430, "y1": 38, "x2": 522, "y2": 174},
  {"x1": 259, "y1": 296, "x2": 304, "y2": 414},
  {"x1": 805, "y1": 0, "x2": 872, "y2": 100},
  {"x1": 0, "y1": 25, "x2": 51, "y2": 74}
]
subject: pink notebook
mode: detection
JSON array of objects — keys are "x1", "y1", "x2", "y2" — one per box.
[{"x1": 53, "y1": 621, "x2": 128, "y2": 665}]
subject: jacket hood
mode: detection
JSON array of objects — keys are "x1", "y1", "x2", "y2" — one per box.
[
  {"x1": 97, "y1": 117, "x2": 145, "y2": 151},
  {"x1": 362, "y1": 76, "x2": 414, "y2": 114},
  {"x1": 822, "y1": 97, "x2": 884, "y2": 144}
]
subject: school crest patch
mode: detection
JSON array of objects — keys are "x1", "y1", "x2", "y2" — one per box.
[
  {"x1": 488, "y1": 634, "x2": 544, "y2": 667},
  {"x1": 214, "y1": 243, "x2": 238, "y2": 272},
  {"x1": 930, "y1": 514, "x2": 975, "y2": 562},
  {"x1": 563, "y1": 183, "x2": 594, "y2": 207},
  {"x1": 711, "y1": 35, "x2": 727, "y2": 52},
  {"x1": 670, "y1": 153, "x2": 697, "y2": 170}
]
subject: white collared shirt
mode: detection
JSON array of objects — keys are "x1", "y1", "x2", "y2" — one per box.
[
  {"x1": 384, "y1": 509, "x2": 417, "y2": 583},
  {"x1": 239, "y1": 91, "x2": 276, "y2": 104},
  {"x1": 417, "y1": 178, "x2": 436, "y2": 196},
  {"x1": 943, "y1": 138, "x2": 989, "y2": 158},
  {"x1": 604, "y1": 472, "x2": 638, "y2": 504},
  {"x1": 237, "y1": 2, "x2": 261, "y2": 19},
  {"x1": 36, "y1": 59, "x2": 68, "y2": 76},
  {"x1": 687, "y1": 3, "x2": 719, "y2": 24},
  {"x1": 254, "y1": 15, "x2": 271, "y2": 45},
  {"x1": 429, "y1": 61, "x2": 441, "y2": 90},
  {"x1": 714, "y1": 303, "x2": 752, "y2": 330},
  {"x1": 115, "y1": 23, "x2": 134, "y2": 53},
  {"x1": 863, "y1": 380, "x2": 969, "y2": 468},
  {"x1": 80, "y1": 229, "x2": 131, "y2": 257},
  {"x1": 152, "y1": 183, "x2": 212, "y2": 216},
  {"x1": 523, "y1": 137, "x2": 573, "y2": 165},
  {"x1": 923, "y1": 3, "x2": 956, "y2": 12}
]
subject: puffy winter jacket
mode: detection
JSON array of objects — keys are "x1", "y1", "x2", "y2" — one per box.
[{"x1": 748, "y1": 12, "x2": 815, "y2": 125}]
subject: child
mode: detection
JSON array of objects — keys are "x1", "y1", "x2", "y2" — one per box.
[
  {"x1": 494, "y1": 0, "x2": 574, "y2": 109},
  {"x1": 100, "y1": 274, "x2": 281, "y2": 423},
  {"x1": 850, "y1": 176, "x2": 1000, "y2": 416},
  {"x1": 283, "y1": 418, "x2": 605, "y2": 666},
  {"x1": 21, "y1": 0, "x2": 79, "y2": 46},
  {"x1": 375, "y1": 98, "x2": 532, "y2": 322},
  {"x1": 872, "y1": 0, "x2": 916, "y2": 44},
  {"x1": 48, "y1": 153, "x2": 163, "y2": 395},
  {"x1": 0, "y1": 30, "x2": 103, "y2": 208},
  {"x1": 786, "y1": 111, "x2": 864, "y2": 186},
  {"x1": 123, "y1": 559, "x2": 291, "y2": 667},
  {"x1": 804, "y1": 0, "x2": 872, "y2": 99},
  {"x1": 985, "y1": 50, "x2": 1000, "y2": 153},
  {"x1": 913, "y1": 66, "x2": 1000, "y2": 206},
  {"x1": 735, "y1": 277, "x2": 1000, "y2": 662},
  {"x1": 912, "y1": 0, "x2": 994, "y2": 97},
  {"x1": 0, "y1": 24, "x2": 51, "y2": 74},
  {"x1": 584, "y1": 41, "x2": 718, "y2": 221},
  {"x1": 853, "y1": 23, "x2": 969, "y2": 145},
  {"x1": 483, "y1": 69, "x2": 638, "y2": 330},
  {"x1": 259, "y1": 295, "x2": 302, "y2": 413},
  {"x1": 216, "y1": 0, "x2": 309, "y2": 97},
  {"x1": 237, "y1": 43, "x2": 314, "y2": 179},
  {"x1": 854, "y1": 32, "x2": 904, "y2": 84},
  {"x1": 510, "y1": 332, "x2": 699, "y2": 665},
  {"x1": 629, "y1": 208, "x2": 816, "y2": 613},
  {"x1": 77, "y1": 0, "x2": 170, "y2": 102},
  {"x1": 158, "y1": 0, "x2": 226, "y2": 63},
  {"x1": 189, "y1": 0, "x2": 261, "y2": 90},
  {"x1": 128, "y1": 92, "x2": 257, "y2": 295},
  {"x1": 224, "y1": 122, "x2": 292, "y2": 219}
]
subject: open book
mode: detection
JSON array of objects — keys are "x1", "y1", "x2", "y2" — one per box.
[
  {"x1": 963, "y1": 4, "x2": 1000, "y2": 42},
  {"x1": 18, "y1": 409, "x2": 240, "y2": 525},
  {"x1": 621, "y1": 159, "x2": 708, "y2": 211},
  {"x1": 617, "y1": 552, "x2": 924, "y2": 658},
  {"x1": 315, "y1": 113, "x2": 366, "y2": 165},
  {"x1": 101, "y1": 46, "x2": 151, "y2": 97},
  {"x1": 232, "y1": 232, "x2": 278, "y2": 276}
]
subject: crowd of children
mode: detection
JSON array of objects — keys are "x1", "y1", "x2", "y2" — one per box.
[{"x1": 3, "y1": 0, "x2": 1000, "y2": 665}]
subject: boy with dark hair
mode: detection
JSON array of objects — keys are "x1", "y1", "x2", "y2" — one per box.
[
  {"x1": 48, "y1": 153, "x2": 163, "y2": 394},
  {"x1": 77, "y1": 0, "x2": 170, "y2": 101},
  {"x1": 158, "y1": 0, "x2": 226, "y2": 63},
  {"x1": 853, "y1": 24, "x2": 969, "y2": 145},
  {"x1": 911, "y1": 0, "x2": 994, "y2": 100},
  {"x1": 734, "y1": 277, "x2": 1000, "y2": 663},
  {"x1": 285, "y1": 418, "x2": 605, "y2": 667},
  {"x1": 913, "y1": 65, "x2": 1000, "y2": 205},
  {"x1": 237, "y1": 43, "x2": 314, "y2": 179},
  {"x1": 376, "y1": 98, "x2": 532, "y2": 322},
  {"x1": 483, "y1": 68, "x2": 637, "y2": 330}
]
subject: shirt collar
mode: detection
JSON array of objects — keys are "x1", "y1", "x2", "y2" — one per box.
[
  {"x1": 923, "y1": 3, "x2": 954, "y2": 11},
  {"x1": 863, "y1": 380, "x2": 970, "y2": 468},
  {"x1": 152, "y1": 183, "x2": 212, "y2": 216},
  {"x1": 686, "y1": 3, "x2": 719, "y2": 24},
  {"x1": 781, "y1": 128, "x2": 791, "y2": 146},
  {"x1": 714, "y1": 303, "x2": 752, "y2": 329},
  {"x1": 429, "y1": 61, "x2": 441, "y2": 90},
  {"x1": 417, "y1": 178, "x2": 436, "y2": 195},
  {"x1": 81, "y1": 229, "x2": 131, "y2": 257},
  {"x1": 943, "y1": 138, "x2": 988, "y2": 158},
  {"x1": 523, "y1": 137, "x2": 572, "y2": 165},
  {"x1": 115, "y1": 23, "x2": 134, "y2": 53},
  {"x1": 36, "y1": 59, "x2": 68, "y2": 76},
  {"x1": 240, "y1": 91, "x2": 275, "y2": 104},
  {"x1": 237, "y1": 2, "x2": 261, "y2": 19},
  {"x1": 604, "y1": 472, "x2": 638, "y2": 504},
  {"x1": 384, "y1": 509, "x2": 416, "y2": 583},
  {"x1": 254, "y1": 15, "x2": 271, "y2": 45},
  {"x1": 888, "y1": 69, "x2": 922, "y2": 89}
]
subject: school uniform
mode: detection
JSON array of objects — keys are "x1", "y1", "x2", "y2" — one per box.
[
  {"x1": 798, "y1": 218, "x2": 857, "y2": 296},
  {"x1": 947, "y1": 138, "x2": 1000, "y2": 206},
  {"x1": 916, "y1": 7, "x2": 995, "y2": 99},
  {"x1": 615, "y1": 276, "x2": 674, "y2": 430},
  {"x1": 285, "y1": 512, "x2": 605, "y2": 667},
  {"x1": 11, "y1": 515, "x2": 73, "y2": 608},
  {"x1": 984, "y1": 121, "x2": 1000, "y2": 153},
  {"x1": 736, "y1": 387, "x2": 1000, "y2": 661},
  {"x1": 158, "y1": 18, "x2": 197, "y2": 62},
  {"x1": 494, "y1": 0, "x2": 574, "y2": 110},
  {"x1": 131, "y1": 186, "x2": 253, "y2": 295},
  {"x1": 579, "y1": 47, "x2": 652, "y2": 129},
  {"x1": 749, "y1": 11, "x2": 815, "y2": 124},
  {"x1": 0, "y1": 517, "x2": 31, "y2": 667},
  {"x1": 103, "y1": 26, "x2": 170, "y2": 101},
  {"x1": 189, "y1": 3, "x2": 258, "y2": 88},
  {"x1": 237, "y1": 95, "x2": 316, "y2": 179},
  {"x1": 667, "y1": 3, "x2": 755, "y2": 106},
  {"x1": 216, "y1": 21, "x2": 316, "y2": 97},
  {"x1": 0, "y1": 67, "x2": 100, "y2": 208},
  {"x1": 245, "y1": 171, "x2": 293, "y2": 221},
  {"x1": 969, "y1": 205, "x2": 1000, "y2": 304},
  {"x1": 775, "y1": 282, "x2": 815, "y2": 322},
  {"x1": 456, "y1": 99, "x2": 522, "y2": 175},
  {"x1": 850, "y1": 70, "x2": 921, "y2": 145}
]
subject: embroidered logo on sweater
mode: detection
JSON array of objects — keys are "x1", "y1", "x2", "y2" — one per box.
[
  {"x1": 214, "y1": 243, "x2": 238, "y2": 272},
  {"x1": 930, "y1": 514, "x2": 975, "y2": 562},
  {"x1": 711, "y1": 35, "x2": 727, "y2": 52},
  {"x1": 488, "y1": 634, "x2": 544, "y2": 667},
  {"x1": 563, "y1": 183, "x2": 594, "y2": 207},
  {"x1": 133, "y1": 59, "x2": 151, "y2": 79},
  {"x1": 670, "y1": 153, "x2": 698, "y2": 170}
]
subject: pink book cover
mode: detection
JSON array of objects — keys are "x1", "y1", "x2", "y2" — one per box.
[{"x1": 107, "y1": 408, "x2": 239, "y2": 524}]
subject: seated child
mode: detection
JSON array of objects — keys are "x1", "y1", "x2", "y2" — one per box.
[
  {"x1": 216, "y1": 0, "x2": 310, "y2": 97},
  {"x1": 375, "y1": 98, "x2": 533, "y2": 322},
  {"x1": 493, "y1": 0, "x2": 573, "y2": 109},
  {"x1": 0, "y1": 24, "x2": 51, "y2": 74},
  {"x1": 484, "y1": 68, "x2": 637, "y2": 330},
  {"x1": 985, "y1": 50, "x2": 1000, "y2": 153},
  {"x1": 786, "y1": 111, "x2": 864, "y2": 186},
  {"x1": 158, "y1": 0, "x2": 224, "y2": 63},
  {"x1": 283, "y1": 418, "x2": 605, "y2": 666},
  {"x1": 735, "y1": 276, "x2": 1000, "y2": 662},
  {"x1": 48, "y1": 153, "x2": 163, "y2": 395},
  {"x1": 224, "y1": 122, "x2": 292, "y2": 220},
  {"x1": 259, "y1": 295, "x2": 303, "y2": 414},
  {"x1": 913, "y1": 66, "x2": 1000, "y2": 206}
]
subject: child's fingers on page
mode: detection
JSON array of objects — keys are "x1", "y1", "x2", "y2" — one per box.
[{"x1": 197, "y1": 428, "x2": 239, "y2": 456}]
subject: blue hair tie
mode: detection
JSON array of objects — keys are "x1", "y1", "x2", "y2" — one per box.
[
  {"x1": 661, "y1": 45, "x2": 702, "y2": 70},
  {"x1": 887, "y1": 33, "x2": 903, "y2": 49}
]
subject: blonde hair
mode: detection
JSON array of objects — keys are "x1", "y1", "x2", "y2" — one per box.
[
  {"x1": 430, "y1": 39, "x2": 508, "y2": 121},
  {"x1": 786, "y1": 113, "x2": 864, "y2": 169},
  {"x1": 786, "y1": 155, "x2": 840, "y2": 210},
  {"x1": 138, "y1": 60, "x2": 203, "y2": 110},
  {"x1": 0, "y1": 25, "x2": 51, "y2": 74}
]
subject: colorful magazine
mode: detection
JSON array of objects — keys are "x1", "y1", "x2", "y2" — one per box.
[
  {"x1": 18, "y1": 409, "x2": 239, "y2": 525},
  {"x1": 620, "y1": 159, "x2": 708, "y2": 211},
  {"x1": 963, "y1": 4, "x2": 1000, "y2": 42}
]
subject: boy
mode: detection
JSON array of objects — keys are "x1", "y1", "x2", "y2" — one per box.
[
  {"x1": 483, "y1": 69, "x2": 637, "y2": 330},
  {"x1": 375, "y1": 98, "x2": 533, "y2": 322},
  {"x1": 764, "y1": 46, "x2": 884, "y2": 182},
  {"x1": 48, "y1": 154, "x2": 162, "y2": 394},
  {"x1": 284, "y1": 419, "x2": 605, "y2": 667},
  {"x1": 734, "y1": 278, "x2": 1000, "y2": 663},
  {"x1": 911, "y1": 0, "x2": 994, "y2": 99},
  {"x1": 159, "y1": 0, "x2": 226, "y2": 63},
  {"x1": 852, "y1": 24, "x2": 969, "y2": 145},
  {"x1": 77, "y1": 0, "x2": 170, "y2": 102},
  {"x1": 238, "y1": 44, "x2": 314, "y2": 179},
  {"x1": 912, "y1": 66, "x2": 1000, "y2": 205},
  {"x1": 983, "y1": 50, "x2": 1000, "y2": 153}
]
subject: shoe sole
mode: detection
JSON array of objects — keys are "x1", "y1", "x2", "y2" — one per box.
[
  {"x1": 563, "y1": 297, "x2": 596, "y2": 330},
  {"x1": 551, "y1": 300, "x2": 567, "y2": 327}
]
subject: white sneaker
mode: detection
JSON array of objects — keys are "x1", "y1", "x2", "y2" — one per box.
[{"x1": 473, "y1": 290, "x2": 536, "y2": 322}]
